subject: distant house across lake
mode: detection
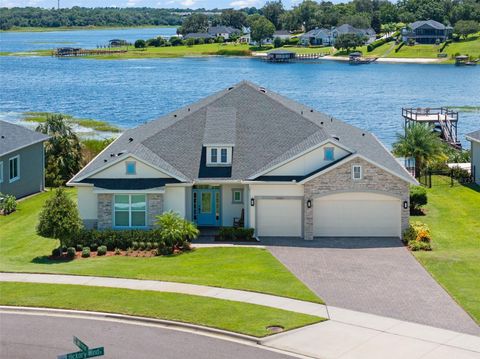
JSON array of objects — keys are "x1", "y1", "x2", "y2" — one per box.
[
  {"x1": 207, "y1": 26, "x2": 241, "y2": 40},
  {"x1": 109, "y1": 39, "x2": 128, "y2": 47},
  {"x1": 402, "y1": 20, "x2": 453, "y2": 44},
  {"x1": 300, "y1": 24, "x2": 376, "y2": 46}
]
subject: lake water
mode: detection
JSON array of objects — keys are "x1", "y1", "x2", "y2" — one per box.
[{"x1": 0, "y1": 27, "x2": 479, "y2": 148}]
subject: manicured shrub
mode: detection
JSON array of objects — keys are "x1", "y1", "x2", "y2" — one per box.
[
  {"x1": 97, "y1": 245, "x2": 107, "y2": 256},
  {"x1": 0, "y1": 194, "x2": 17, "y2": 215},
  {"x1": 410, "y1": 186, "x2": 427, "y2": 215},
  {"x1": 114, "y1": 248, "x2": 121, "y2": 255},
  {"x1": 82, "y1": 247, "x2": 91, "y2": 258},
  {"x1": 134, "y1": 39, "x2": 146, "y2": 48},
  {"x1": 76, "y1": 244, "x2": 83, "y2": 252},
  {"x1": 186, "y1": 38, "x2": 195, "y2": 47},
  {"x1": 90, "y1": 243, "x2": 98, "y2": 252},
  {"x1": 146, "y1": 242, "x2": 153, "y2": 250},
  {"x1": 37, "y1": 188, "x2": 83, "y2": 248},
  {"x1": 403, "y1": 221, "x2": 432, "y2": 251},
  {"x1": 132, "y1": 241, "x2": 139, "y2": 250},
  {"x1": 61, "y1": 245, "x2": 67, "y2": 253},
  {"x1": 216, "y1": 227, "x2": 255, "y2": 241},
  {"x1": 66, "y1": 247, "x2": 76, "y2": 259},
  {"x1": 51, "y1": 247, "x2": 61, "y2": 257},
  {"x1": 139, "y1": 241, "x2": 146, "y2": 250},
  {"x1": 154, "y1": 211, "x2": 199, "y2": 252}
]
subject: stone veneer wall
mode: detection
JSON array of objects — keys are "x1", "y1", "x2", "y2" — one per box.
[
  {"x1": 97, "y1": 193, "x2": 113, "y2": 230},
  {"x1": 147, "y1": 193, "x2": 163, "y2": 227},
  {"x1": 304, "y1": 157, "x2": 410, "y2": 240}
]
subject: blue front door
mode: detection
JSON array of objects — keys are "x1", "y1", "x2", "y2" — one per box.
[{"x1": 193, "y1": 189, "x2": 221, "y2": 226}]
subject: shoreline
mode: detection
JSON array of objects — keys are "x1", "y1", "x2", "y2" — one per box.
[{"x1": 0, "y1": 25, "x2": 177, "y2": 33}]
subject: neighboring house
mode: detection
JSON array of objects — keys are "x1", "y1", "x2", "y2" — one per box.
[
  {"x1": 273, "y1": 30, "x2": 292, "y2": 41},
  {"x1": 333, "y1": 24, "x2": 377, "y2": 44},
  {"x1": 207, "y1": 26, "x2": 241, "y2": 40},
  {"x1": 0, "y1": 121, "x2": 49, "y2": 199},
  {"x1": 300, "y1": 28, "x2": 333, "y2": 46},
  {"x1": 183, "y1": 33, "x2": 213, "y2": 40},
  {"x1": 68, "y1": 81, "x2": 416, "y2": 239},
  {"x1": 300, "y1": 25, "x2": 376, "y2": 46},
  {"x1": 466, "y1": 130, "x2": 480, "y2": 185},
  {"x1": 402, "y1": 20, "x2": 453, "y2": 44}
]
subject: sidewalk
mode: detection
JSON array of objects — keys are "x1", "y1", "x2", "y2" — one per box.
[{"x1": 1, "y1": 272, "x2": 479, "y2": 358}]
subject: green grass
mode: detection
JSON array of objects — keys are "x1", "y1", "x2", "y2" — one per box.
[
  {"x1": 23, "y1": 112, "x2": 121, "y2": 133},
  {"x1": 412, "y1": 182, "x2": 480, "y2": 323},
  {"x1": 0, "y1": 190, "x2": 322, "y2": 303},
  {"x1": 0, "y1": 282, "x2": 325, "y2": 337}
]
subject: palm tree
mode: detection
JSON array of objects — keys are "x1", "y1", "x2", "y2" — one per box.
[
  {"x1": 36, "y1": 114, "x2": 82, "y2": 187},
  {"x1": 392, "y1": 124, "x2": 446, "y2": 177}
]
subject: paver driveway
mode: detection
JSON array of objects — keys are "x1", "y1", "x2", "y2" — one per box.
[{"x1": 262, "y1": 237, "x2": 480, "y2": 336}]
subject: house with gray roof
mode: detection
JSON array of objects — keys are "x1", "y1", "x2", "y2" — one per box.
[
  {"x1": 68, "y1": 81, "x2": 416, "y2": 239},
  {"x1": 0, "y1": 121, "x2": 49, "y2": 199},
  {"x1": 300, "y1": 24, "x2": 376, "y2": 46},
  {"x1": 402, "y1": 20, "x2": 453, "y2": 44},
  {"x1": 207, "y1": 26, "x2": 241, "y2": 40},
  {"x1": 466, "y1": 130, "x2": 480, "y2": 185},
  {"x1": 183, "y1": 32, "x2": 213, "y2": 40}
]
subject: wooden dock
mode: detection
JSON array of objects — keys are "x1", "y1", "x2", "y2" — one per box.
[
  {"x1": 402, "y1": 107, "x2": 461, "y2": 148},
  {"x1": 53, "y1": 48, "x2": 128, "y2": 57}
]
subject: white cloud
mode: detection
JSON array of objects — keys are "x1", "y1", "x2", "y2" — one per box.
[
  {"x1": 125, "y1": 0, "x2": 141, "y2": 7},
  {"x1": 229, "y1": 0, "x2": 258, "y2": 8},
  {"x1": 180, "y1": 0, "x2": 196, "y2": 6}
]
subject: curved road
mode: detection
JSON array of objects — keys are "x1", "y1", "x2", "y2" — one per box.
[{"x1": 0, "y1": 311, "x2": 295, "y2": 359}]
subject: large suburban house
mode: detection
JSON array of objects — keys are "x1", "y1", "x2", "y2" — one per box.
[
  {"x1": 300, "y1": 24, "x2": 376, "y2": 46},
  {"x1": 0, "y1": 121, "x2": 49, "y2": 199},
  {"x1": 207, "y1": 26, "x2": 240, "y2": 40},
  {"x1": 466, "y1": 130, "x2": 480, "y2": 185},
  {"x1": 68, "y1": 82, "x2": 416, "y2": 239},
  {"x1": 402, "y1": 20, "x2": 453, "y2": 44}
]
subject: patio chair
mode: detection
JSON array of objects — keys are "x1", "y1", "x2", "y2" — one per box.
[{"x1": 233, "y1": 209, "x2": 244, "y2": 228}]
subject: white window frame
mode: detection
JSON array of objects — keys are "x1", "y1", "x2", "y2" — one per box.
[
  {"x1": 113, "y1": 194, "x2": 147, "y2": 228},
  {"x1": 0, "y1": 161, "x2": 3, "y2": 183},
  {"x1": 232, "y1": 188, "x2": 243, "y2": 204},
  {"x1": 220, "y1": 148, "x2": 228, "y2": 163},
  {"x1": 211, "y1": 148, "x2": 218, "y2": 163},
  {"x1": 352, "y1": 165, "x2": 362, "y2": 180},
  {"x1": 9, "y1": 155, "x2": 20, "y2": 183},
  {"x1": 125, "y1": 161, "x2": 136, "y2": 175}
]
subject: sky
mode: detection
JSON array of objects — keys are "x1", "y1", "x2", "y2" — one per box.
[{"x1": 1, "y1": 0, "x2": 348, "y2": 11}]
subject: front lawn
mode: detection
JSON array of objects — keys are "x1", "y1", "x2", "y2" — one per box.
[
  {"x1": 0, "y1": 190, "x2": 321, "y2": 303},
  {"x1": 0, "y1": 282, "x2": 324, "y2": 337},
  {"x1": 412, "y1": 182, "x2": 480, "y2": 323}
]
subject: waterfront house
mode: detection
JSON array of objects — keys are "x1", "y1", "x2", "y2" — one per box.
[
  {"x1": 272, "y1": 30, "x2": 292, "y2": 41},
  {"x1": 466, "y1": 130, "x2": 480, "y2": 185},
  {"x1": 401, "y1": 20, "x2": 453, "y2": 44},
  {"x1": 207, "y1": 26, "x2": 241, "y2": 40},
  {"x1": 184, "y1": 33, "x2": 213, "y2": 40},
  {"x1": 332, "y1": 24, "x2": 377, "y2": 44},
  {"x1": 68, "y1": 81, "x2": 416, "y2": 239},
  {"x1": 0, "y1": 121, "x2": 49, "y2": 199},
  {"x1": 300, "y1": 28, "x2": 333, "y2": 46}
]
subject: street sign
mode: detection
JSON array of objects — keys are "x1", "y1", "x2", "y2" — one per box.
[
  {"x1": 58, "y1": 337, "x2": 104, "y2": 359},
  {"x1": 73, "y1": 336, "x2": 89, "y2": 352}
]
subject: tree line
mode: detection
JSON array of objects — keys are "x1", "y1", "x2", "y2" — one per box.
[{"x1": 3, "y1": 1, "x2": 480, "y2": 33}]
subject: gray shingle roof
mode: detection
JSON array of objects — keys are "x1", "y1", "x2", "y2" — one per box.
[
  {"x1": 208, "y1": 26, "x2": 240, "y2": 35},
  {"x1": 410, "y1": 20, "x2": 446, "y2": 30},
  {"x1": 70, "y1": 81, "x2": 414, "y2": 184},
  {"x1": 203, "y1": 107, "x2": 236, "y2": 146},
  {"x1": 466, "y1": 130, "x2": 480, "y2": 141},
  {"x1": 0, "y1": 120, "x2": 50, "y2": 157}
]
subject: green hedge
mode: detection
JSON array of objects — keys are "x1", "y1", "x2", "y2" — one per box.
[
  {"x1": 367, "y1": 33, "x2": 398, "y2": 52},
  {"x1": 215, "y1": 227, "x2": 255, "y2": 242},
  {"x1": 74, "y1": 229, "x2": 160, "y2": 251},
  {"x1": 395, "y1": 41, "x2": 405, "y2": 52}
]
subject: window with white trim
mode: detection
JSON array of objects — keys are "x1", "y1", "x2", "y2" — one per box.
[
  {"x1": 220, "y1": 148, "x2": 227, "y2": 163},
  {"x1": 324, "y1": 147, "x2": 334, "y2": 161},
  {"x1": 0, "y1": 161, "x2": 3, "y2": 183},
  {"x1": 9, "y1": 155, "x2": 20, "y2": 182},
  {"x1": 125, "y1": 161, "x2": 136, "y2": 175},
  {"x1": 352, "y1": 165, "x2": 362, "y2": 180},
  {"x1": 232, "y1": 189, "x2": 243, "y2": 203},
  {"x1": 114, "y1": 194, "x2": 146, "y2": 227},
  {"x1": 211, "y1": 148, "x2": 218, "y2": 163}
]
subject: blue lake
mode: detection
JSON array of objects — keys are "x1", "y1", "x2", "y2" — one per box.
[
  {"x1": 0, "y1": 27, "x2": 177, "y2": 52},
  {"x1": 0, "y1": 28, "x2": 479, "y2": 148}
]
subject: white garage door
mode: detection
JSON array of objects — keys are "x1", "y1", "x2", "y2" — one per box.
[
  {"x1": 257, "y1": 198, "x2": 302, "y2": 237},
  {"x1": 313, "y1": 192, "x2": 401, "y2": 237}
]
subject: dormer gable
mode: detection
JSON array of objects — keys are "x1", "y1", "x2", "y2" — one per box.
[{"x1": 203, "y1": 106, "x2": 236, "y2": 167}]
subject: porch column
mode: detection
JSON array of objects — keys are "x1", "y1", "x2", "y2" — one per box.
[{"x1": 304, "y1": 200, "x2": 314, "y2": 240}]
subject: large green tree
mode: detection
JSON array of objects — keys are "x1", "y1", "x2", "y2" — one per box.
[
  {"x1": 36, "y1": 115, "x2": 82, "y2": 187},
  {"x1": 262, "y1": 0, "x2": 285, "y2": 30},
  {"x1": 177, "y1": 13, "x2": 209, "y2": 35},
  {"x1": 250, "y1": 16, "x2": 276, "y2": 45},
  {"x1": 335, "y1": 33, "x2": 365, "y2": 51},
  {"x1": 392, "y1": 124, "x2": 446, "y2": 177},
  {"x1": 454, "y1": 20, "x2": 480, "y2": 39},
  {"x1": 220, "y1": 9, "x2": 247, "y2": 29}
]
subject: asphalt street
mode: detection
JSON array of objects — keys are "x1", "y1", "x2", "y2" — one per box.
[{"x1": 0, "y1": 312, "x2": 295, "y2": 359}]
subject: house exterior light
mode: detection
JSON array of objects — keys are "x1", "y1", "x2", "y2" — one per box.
[
  {"x1": 250, "y1": 198, "x2": 255, "y2": 207},
  {"x1": 403, "y1": 201, "x2": 409, "y2": 209},
  {"x1": 307, "y1": 200, "x2": 312, "y2": 208}
]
